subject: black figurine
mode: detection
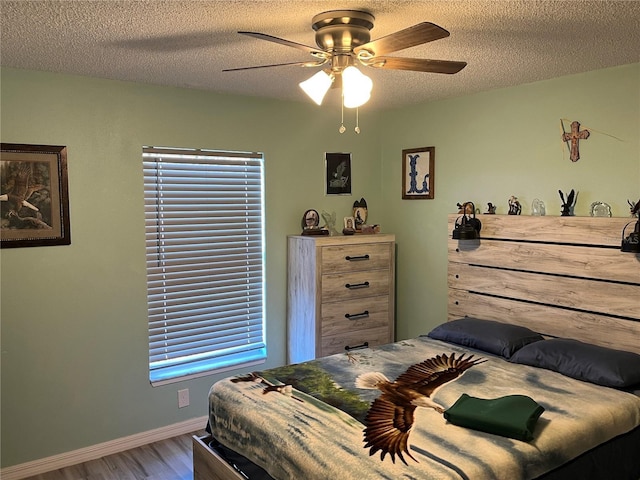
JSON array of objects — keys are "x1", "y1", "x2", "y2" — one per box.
[{"x1": 559, "y1": 189, "x2": 576, "y2": 216}]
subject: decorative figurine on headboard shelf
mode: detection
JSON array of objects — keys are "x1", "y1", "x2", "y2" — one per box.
[
  {"x1": 353, "y1": 198, "x2": 368, "y2": 232},
  {"x1": 301, "y1": 209, "x2": 329, "y2": 235},
  {"x1": 559, "y1": 189, "x2": 577, "y2": 216},
  {"x1": 629, "y1": 199, "x2": 639, "y2": 218},
  {"x1": 531, "y1": 198, "x2": 546, "y2": 216},
  {"x1": 508, "y1": 196, "x2": 522, "y2": 215},
  {"x1": 485, "y1": 203, "x2": 497, "y2": 214},
  {"x1": 457, "y1": 202, "x2": 476, "y2": 214}
]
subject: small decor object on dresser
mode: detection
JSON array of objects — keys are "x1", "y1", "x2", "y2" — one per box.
[
  {"x1": 301, "y1": 209, "x2": 328, "y2": 235},
  {"x1": 485, "y1": 203, "x2": 497, "y2": 214},
  {"x1": 361, "y1": 224, "x2": 380, "y2": 234},
  {"x1": 353, "y1": 197, "x2": 368, "y2": 231},
  {"x1": 343, "y1": 216, "x2": 356, "y2": 235},
  {"x1": 321, "y1": 210, "x2": 339, "y2": 236},
  {"x1": 302, "y1": 209, "x2": 319, "y2": 229},
  {"x1": 508, "y1": 196, "x2": 522, "y2": 215},
  {"x1": 559, "y1": 189, "x2": 577, "y2": 216},
  {"x1": 402, "y1": 146, "x2": 435, "y2": 199}
]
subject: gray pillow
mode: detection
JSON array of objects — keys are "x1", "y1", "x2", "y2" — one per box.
[
  {"x1": 427, "y1": 317, "x2": 544, "y2": 359},
  {"x1": 509, "y1": 338, "x2": 640, "y2": 388}
]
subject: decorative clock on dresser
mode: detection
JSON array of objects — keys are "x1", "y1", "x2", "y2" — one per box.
[{"x1": 287, "y1": 234, "x2": 395, "y2": 363}]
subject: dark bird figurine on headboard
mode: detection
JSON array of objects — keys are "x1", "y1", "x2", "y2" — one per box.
[
  {"x1": 356, "y1": 353, "x2": 485, "y2": 465},
  {"x1": 559, "y1": 189, "x2": 576, "y2": 216}
]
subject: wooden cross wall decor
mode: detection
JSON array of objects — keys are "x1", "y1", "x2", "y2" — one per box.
[{"x1": 562, "y1": 120, "x2": 590, "y2": 162}]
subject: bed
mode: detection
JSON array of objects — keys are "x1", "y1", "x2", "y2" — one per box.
[{"x1": 193, "y1": 214, "x2": 640, "y2": 480}]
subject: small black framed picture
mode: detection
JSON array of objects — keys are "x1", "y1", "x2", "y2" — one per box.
[{"x1": 325, "y1": 152, "x2": 351, "y2": 195}]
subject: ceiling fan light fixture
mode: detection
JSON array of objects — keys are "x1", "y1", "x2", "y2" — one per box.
[
  {"x1": 299, "y1": 70, "x2": 333, "y2": 105},
  {"x1": 342, "y1": 66, "x2": 372, "y2": 108}
]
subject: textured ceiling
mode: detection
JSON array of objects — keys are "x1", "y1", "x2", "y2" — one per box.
[{"x1": 1, "y1": 1, "x2": 639, "y2": 110}]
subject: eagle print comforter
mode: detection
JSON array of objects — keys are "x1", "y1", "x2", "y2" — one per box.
[{"x1": 208, "y1": 337, "x2": 640, "y2": 480}]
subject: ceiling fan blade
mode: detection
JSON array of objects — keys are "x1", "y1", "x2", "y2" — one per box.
[
  {"x1": 223, "y1": 60, "x2": 325, "y2": 72},
  {"x1": 238, "y1": 31, "x2": 325, "y2": 56},
  {"x1": 355, "y1": 22, "x2": 450, "y2": 56},
  {"x1": 365, "y1": 57, "x2": 467, "y2": 74}
]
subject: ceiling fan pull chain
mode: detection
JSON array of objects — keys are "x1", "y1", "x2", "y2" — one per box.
[
  {"x1": 355, "y1": 108, "x2": 361, "y2": 134},
  {"x1": 339, "y1": 98, "x2": 346, "y2": 133}
]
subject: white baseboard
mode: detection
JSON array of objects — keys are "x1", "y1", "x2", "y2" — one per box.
[{"x1": 0, "y1": 415, "x2": 208, "y2": 480}]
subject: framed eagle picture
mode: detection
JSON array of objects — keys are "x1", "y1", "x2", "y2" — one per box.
[{"x1": 325, "y1": 152, "x2": 352, "y2": 195}]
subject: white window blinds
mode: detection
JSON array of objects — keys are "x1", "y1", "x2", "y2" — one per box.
[{"x1": 143, "y1": 146, "x2": 266, "y2": 385}]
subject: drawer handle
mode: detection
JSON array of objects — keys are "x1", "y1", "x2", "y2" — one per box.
[
  {"x1": 345, "y1": 342, "x2": 369, "y2": 351},
  {"x1": 345, "y1": 254, "x2": 370, "y2": 261},
  {"x1": 345, "y1": 281, "x2": 370, "y2": 290},
  {"x1": 345, "y1": 310, "x2": 370, "y2": 320}
]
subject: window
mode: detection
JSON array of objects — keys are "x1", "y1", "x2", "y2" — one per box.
[{"x1": 143, "y1": 146, "x2": 266, "y2": 385}]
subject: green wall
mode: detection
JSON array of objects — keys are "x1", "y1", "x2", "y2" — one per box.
[
  {"x1": 0, "y1": 69, "x2": 386, "y2": 467},
  {"x1": 378, "y1": 63, "x2": 639, "y2": 341},
  {"x1": 1, "y1": 63, "x2": 638, "y2": 468}
]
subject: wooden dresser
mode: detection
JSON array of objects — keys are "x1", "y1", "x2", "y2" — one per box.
[{"x1": 287, "y1": 234, "x2": 395, "y2": 363}]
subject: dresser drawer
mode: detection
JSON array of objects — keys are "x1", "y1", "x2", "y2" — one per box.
[
  {"x1": 320, "y1": 326, "x2": 391, "y2": 357},
  {"x1": 321, "y1": 271, "x2": 389, "y2": 302},
  {"x1": 321, "y1": 243, "x2": 391, "y2": 274},
  {"x1": 321, "y1": 296, "x2": 389, "y2": 337}
]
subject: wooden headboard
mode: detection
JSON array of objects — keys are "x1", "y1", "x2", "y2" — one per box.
[{"x1": 448, "y1": 214, "x2": 640, "y2": 354}]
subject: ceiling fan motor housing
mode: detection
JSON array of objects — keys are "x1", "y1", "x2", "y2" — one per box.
[
  {"x1": 225, "y1": 10, "x2": 466, "y2": 79},
  {"x1": 312, "y1": 10, "x2": 374, "y2": 54}
]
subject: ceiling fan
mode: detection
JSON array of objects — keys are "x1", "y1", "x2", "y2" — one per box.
[{"x1": 223, "y1": 10, "x2": 467, "y2": 108}]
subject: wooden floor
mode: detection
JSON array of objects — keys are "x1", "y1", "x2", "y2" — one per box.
[{"x1": 24, "y1": 430, "x2": 207, "y2": 480}]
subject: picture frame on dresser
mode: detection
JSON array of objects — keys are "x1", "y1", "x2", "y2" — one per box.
[
  {"x1": 0, "y1": 143, "x2": 71, "y2": 248},
  {"x1": 343, "y1": 216, "x2": 355, "y2": 230},
  {"x1": 402, "y1": 146, "x2": 434, "y2": 200}
]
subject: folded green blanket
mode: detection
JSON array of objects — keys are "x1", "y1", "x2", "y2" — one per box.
[{"x1": 444, "y1": 393, "x2": 545, "y2": 441}]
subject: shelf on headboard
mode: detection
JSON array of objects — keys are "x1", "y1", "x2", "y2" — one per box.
[
  {"x1": 465, "y1": 214, "x2": 632, "y2": 246},
  {"x1": 447, "y1": 214, "x2": 640, "y2": 354}
]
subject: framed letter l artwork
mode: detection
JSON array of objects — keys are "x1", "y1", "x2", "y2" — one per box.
[
  {"x1": 1, "y1": 143, "x2": 71, "y2": 248},
  {"x1": 402, "y1": 147, "x2": 434, "y2": 199}
]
